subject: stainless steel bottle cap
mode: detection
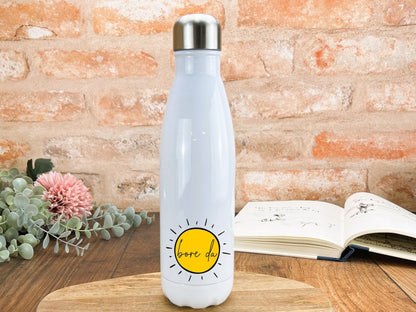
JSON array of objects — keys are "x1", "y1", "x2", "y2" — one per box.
[{"x1": 173, "y1": 14, "x2": 221, "y2": 51}]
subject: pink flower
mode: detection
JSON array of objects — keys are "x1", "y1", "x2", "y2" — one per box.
[{"x1": 35, "y1": 172, "x2": 93, "y2": 219}]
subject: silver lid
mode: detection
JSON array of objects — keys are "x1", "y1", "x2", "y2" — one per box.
[{"x1": 173, "y1": 14, "x2": 221, "y2": 51}]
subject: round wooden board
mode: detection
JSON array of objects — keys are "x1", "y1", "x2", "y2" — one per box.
[{"x1": 37, "y1": 271, "x2": 334, "y2": 312}]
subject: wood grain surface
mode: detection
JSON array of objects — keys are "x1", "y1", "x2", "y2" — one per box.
[
  {"x1": 0, "y1": 213, "x2": 415, "y2": 312},
  {"x1": 37, "y1": 271, "x2": 334, "y2": 312}
]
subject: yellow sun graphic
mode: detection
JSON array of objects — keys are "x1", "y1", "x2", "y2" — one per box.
[{"x1": 165, "y1": 218, "x2": 231, "y2": 282}]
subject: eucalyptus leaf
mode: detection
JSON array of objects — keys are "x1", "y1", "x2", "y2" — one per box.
[
  {"x1": 54, "y1": 240, "x2": 59, "y2": 253},
  {"x1": 12, "y1": 178, "x2": 27, "y2": 192},
  {"x1": 93, "y1": 207, "x2": 101, "y2": 218},
  {"x1": 124, "y1": 207, "x2": 135, "y2": 221},
  {"x1": 32, "y1": 186, "x2": 46, "y2": 196},
  {"x1": 49, "y1": 221, "x2": 60, "y2": 235},
  {"x1": 18, "y1": 243, "x2": 33, "y2": 260},
  {"x1": 111, "y1": 226, "x2": 124, "y2": 238},
  {"x1": 22, "y1": 188, "x2": 33, "y2": 197},
  {"x1": 24, "y1": 204, "x2": 38, "y2": 218},
  {"x1": 59, "y1": 231, "x2": 71, "y2": 239},
  {"x1": 103, "y1": 214, "x2": 113, "y2": 228},
  {"x1": 0, "y1": 249, "x2": 10, "y2": 261},
  {"x1": 0, "y1": 201, "x2": 7, "y2": 209},
  {"x1": 133, "y1": 215, "x2": 142, "y2": 227},
  {"x1": 85, "y1": 230, "x2": 91, "y2": 239},
  {"x1": 13, "y1": 194, "x2": 30, "y2": 209},
  {"x1": 6, "y1": 211, "x2": 19, "y2": 228},
  {"x1": 67, "y1": 217, "x2": 81, "y2": 229},
  {"x1": 42, "y1": 234, "x2": 50, "y2": 249},
  {"x1": 0, "y1": 235, "x2": 6, "y2": 247},
  {"x1": 9, "y1": 168, "x2": 19, "y2": 177},
  {"x1": 101, "y1": 229, "x2": 111, "y2": 241},
  {"x1": 30, "y1": 198, "x2": 42, "y2": 207}
]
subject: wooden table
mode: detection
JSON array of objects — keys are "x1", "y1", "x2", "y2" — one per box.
[{"x1": 0, "y1": 214, "x2": 415, "y2": 312}]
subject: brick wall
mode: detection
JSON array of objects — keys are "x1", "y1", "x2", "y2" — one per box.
[{"x1": 1, "y1": 0, "x2": 416, "y2": 212}]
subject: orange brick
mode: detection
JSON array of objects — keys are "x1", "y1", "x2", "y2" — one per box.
[
  {"x1": 313, "y1": 131, "x2": 416, "y2": 160},
  {"x1": 371, "y1": 171, "x2": 416, "y2": 212},
  {"x1": 221, "y1": 40, "x2": 293, "y2": 81},
  {"x1": 230, "y1": 85, "x2": 351, "y2": 119},
  {"x1": 238, "y1": 0, "x2": 373, "y2": 29},
  {"x1": 383, "y1": 0, "x2": 416, "y2": 25},
  {"x1": 0, "y1": 50, "x2": 28, "y2": 81},
  {"x1": 0, "y1": 0, "x2": 81, "y2": 39},
  {"x1": 93, "y1": 0, "x2": 225, "y2": 35},
  {"x1": 45, "y1": 134, "x2": 159, "y2": 167},
  {"x1": 34, "y1": 50, "x2": 157, "y2": 79},
  {"x1": 113, "y1": 172, "x2": 160, "y2": 211},
  {"x1": 0, "y1": 91, "x2": 85, "y2": 121},
  {"x1": 239, "y1": 169, "x2": 367, "y2": 205},
  {"x1": 96, "y1": 90, "x2": 168, "y2": 126},
  {"x1": 300, "y1": 35, "x2": 416, "y2": 75},
  {"x1": 363, "y1": 82, "x2": 416, "y2": 112},
  {"x1": 0, "y1": 139, "x2": 29, "y2": 166},
  {"x1": 235, "y1": 131, "x2": 304, "y2": 167}
]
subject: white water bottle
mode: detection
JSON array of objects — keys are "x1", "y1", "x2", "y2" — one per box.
[{"x1": 160, "y1": 14, "x2": 235, "y2": 309}]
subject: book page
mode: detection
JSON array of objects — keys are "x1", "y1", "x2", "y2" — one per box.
[
  {"x1": 344, "y1": 192, "x2": 416, "y2": 244},
  {"x1": 234, "y1": 201, "x2": 344, "y2": 247}
]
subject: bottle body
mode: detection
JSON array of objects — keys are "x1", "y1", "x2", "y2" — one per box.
[{"x1": 160, "y1": 50, "x2": 235, "y2": 308}]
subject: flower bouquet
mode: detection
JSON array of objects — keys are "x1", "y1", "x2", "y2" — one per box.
[{"x1": 0, "y1": 159, "x2": 153, "y2": 263}]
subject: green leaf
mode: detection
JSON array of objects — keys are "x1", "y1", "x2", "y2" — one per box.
[
  {"x1": 116, "y1": 215, "x2": 126, "y2": 225},
  {"x1": 0, "y1": 235, "x2": 6, "y2": 247},
  {"x1": 14, "y1": 193, "x2": 30, "y2": 209},
  {"x1": 6, "y1": 211, "x2": 19, "y2": 228},
  {"x1": 12, "y1": 178, "x2": 27, "y2": 192},
  {"x1": 4, "y1": 227, "x2": 18, "y2": 242},
  {"x1": 93, "y1": 222, "x2": 100, "y2": 230},
  {"x1": 24, "y1": 204, "x2": 38, "y2": 218},
  {"x1": 22, "y1": 188, "x2": 33, "y2": 197},
  {"x1": 49, "y1": 221, "x2": 60, "y2": 234},
  {"x1": 18, "y1": 243, "x2": 34, "y2": 260},
  {"x1": 42, "y1": 234, "x2": 50, "y2": 249},
  {"x1": 6, "y1": 194, "x2": 14, "y2": 206},
  {"x1": 32, "y1": 186, "x2": 46, "y2": 196},
  {"x1": 85, "y1": 230, "x2": 91, "y2": 239},
  {"x1": 26, "y1": 159, "x2": 54, "y2": 181},
  {"x1": 67, "y1": 217, "x2": 81, "y2": 229},
  {"x1": 30, "y1": 198, "x2": 43, "y2": 207},
  {"x1": 101, "y1": 229, "x2": 110, "y2": 241},
  {"x1": 54, "y1": 240, "x2": 59, "y2": 253},
  {"x1": 120, "y1": 222, "x2": 131, "y2": 231},
  {"x1": 111, "y1": 226, "x2": 124, "y2": 238},
  {"x1": 0, "y1": 201, "x2": 7, "y2": 209},
  {"x1": 65, "y1": 244, "x2": 69, "y2": 254},
  {"x1": 124, "y1": 207, "x2": 135, "y2": 221},
  {"x1": 133, "y1": 215, "x2": 142, "y2": 227},
  {"x1": 22, "y1": 234, "x2": 38, "y2": 247},
  {"x1": 59, "y1": 231, "x2": 71, "y2": 239},
  {"x1": 0, "y1": 249, "x2": 10, "y2": 262},
  {"x1": 103, "y1": 214, "x2": 113, "y2": 228},
  {"x1": 92, "y1": 207, "x2": 101, "y2": 218},
  {"x1": 9, "y1": 168, "x2": 19, "y2": 178}
]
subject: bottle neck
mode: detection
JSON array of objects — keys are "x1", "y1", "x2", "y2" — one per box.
[{"x1": 174, "y1": 50, "x2": 221, "y2": 76}]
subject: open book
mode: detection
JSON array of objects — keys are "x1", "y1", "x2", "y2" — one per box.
[{"x1": 234, "y1": 192, "x2": 416, "y2": 261}]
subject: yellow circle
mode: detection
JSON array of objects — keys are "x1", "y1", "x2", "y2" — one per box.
[{"x1": 174, "y1": 228, "x2": 220, "y2": 274}]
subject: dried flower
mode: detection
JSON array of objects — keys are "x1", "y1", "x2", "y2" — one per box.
[{"x1": 35, "y1": 171, "x2": 93, "y2": 219}]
